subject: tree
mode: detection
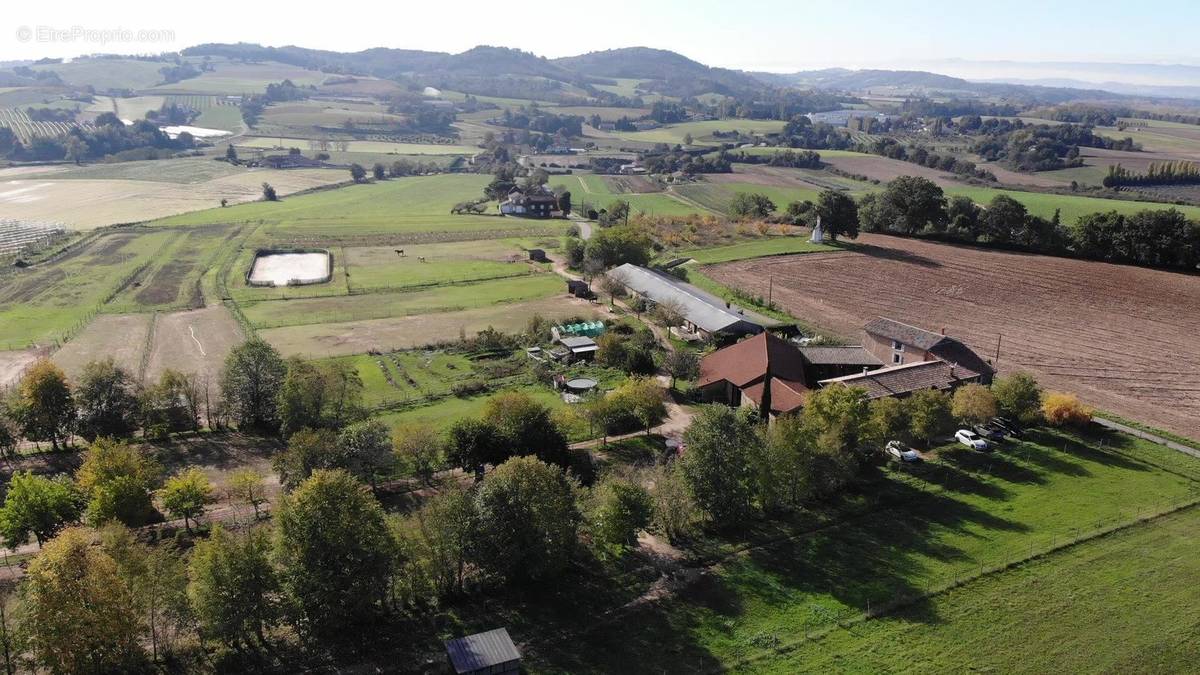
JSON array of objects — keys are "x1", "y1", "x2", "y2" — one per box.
[
  {"x1": 648, "y1": 461, "x2": 698, "y2": 542},
  {"x1": 335, "y1": 420, "x2": 393, "y2": 488},
  {"x1": 815, "y1": 189, "x2": 859, "y2": 240},
  {"x1": 473, "y1": 456, "x2": 580, "y2": 582},
  {"x1": 0, "y1": 472, "x2": 82, "y2": 548},
  {"x1": 188, "y1": 524, "x2": 280, "y2": 649},
  {"x1": 274, "y1": 470, "x2": 393, "y2": 640},
  {"x1": 261, "y1": 182, "x2": 277, "y2": 201},
  {"x1": 63, "y1": 135, "x2": 89, "y2": 165},
  {"x1": 158, "y1": 468, "x2": 213, "y2": 533},
  {"x1": 372, "y1": 162, "x2": 386, "y2": 180},
  {"x1": 0, "y1": 406, "x2": 18, "y2": 464},
  {"x1": 221, "y1": 339, "x2": 286, "y2": 431},
  {"x1": 905, "y1": 389, "x2": 954, "y2": 447},
  {"x1": 729, "y1": 192, "x2": 776, "y2": 219},
  {"x1": 98, "y1": 525, "x2": 189, "y2": 663},
  {"x1": 801, "y1": 385, "x2": 871, "y2": 452},
  {"x1": 349, "y1": 163, "x2": 367, "y2": 183},
  {"x1": 864, "y1": 396, "x2": 908, "y2": 446},
  {"x1": 663, "y1": 348, "x2": 700, "y2": 389},
  {"x1": 392, "y1": 423, "x2": 441, "y2": 486},
  {"x1": 681, "y1": 405, "x2": 758, "y2": 526},
  {"x1": 140, "y1": 369, "x2": 201, "y2": 438},
  {"x1": 277, "y1": 357, "x2": 364, "y2": 437},
  {"x1": 875, "y1": 176, "x2": 947, "y2": 234},
  {"x1": 583, "y1": 224, "x2": 653, "y2": 269},
  {"x1": 588, "y1": 476, "x2": 652, "y2": 553},
  {"x1": 225, "y1": 145, "x2": 238, "y2": 163},
  {"x1": 228, "y1": 468, "x2": 268, "y2": 520},
  {"x1": 484, "y1": 392, "x2": 570, "y2": 468},
  {"x1": 73, "y1": 358, "x2": 139, "y2": 440},
  {"x1": 992, "y1": 372, "x2": 1043, "y2": 424},
  {"x1": 412, "y1": 485, "x2": 476, "y2": 595},
  {"x1": 652, "y1": 298, "x2": 685, "y2": 328},
  {"x1": 273, "y1": 428, "x2": 338, "y2": 490},
  {"x1": 76, "y1": 438, "x2": 162, "y2": 526},
  {"x1": 21, "y1": 528, "x2": 143, "y2": 673},
  {"x1": 951, "y1": 383, "x2": 998, "y2": 426},
  {"x1": 1042, "y1": 392, "x2": 1092, "y2": 427},
  {"x1": 12, "y1": 359, "x2": 75, "y2": 450},
  {"x1": 981, "y1": 194, "x2": 1028, "y2": 243},
  {"x1": 610, "y1": 377, "x2": 667, "y2": 435},
  {"x1": 445, "y1": 417, "x2": 504, "y2": 480}
]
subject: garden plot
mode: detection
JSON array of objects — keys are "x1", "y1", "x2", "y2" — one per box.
[
  {"x1": 51, "y1": 314, "x2": 152, "y2": 382},
  {"x1": 248, "y1": 251, "x2": 332, "y2": 287}
]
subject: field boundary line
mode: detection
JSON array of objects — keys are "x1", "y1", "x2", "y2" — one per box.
[
  {"x1": 722, "y1": 495, "x2": 1200, "y2": 671},
  {"x1": 138, "y1": 311, "x2": 158, "y2": 384}
]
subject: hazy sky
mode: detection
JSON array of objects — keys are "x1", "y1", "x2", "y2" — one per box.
[{"x1": 5, "y1": 0, "x2": 1197, "y2": 78}]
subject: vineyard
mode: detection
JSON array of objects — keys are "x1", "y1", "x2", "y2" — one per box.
[
  {"x1": 0, "y1": 108, "x2": 94, "y2": 143},
  {"x1": 165, "y1": 95, "x2": 237, "y2": 109},
  {"x1": 0, "y1": 220, "x2": 67, "y2": 257}
]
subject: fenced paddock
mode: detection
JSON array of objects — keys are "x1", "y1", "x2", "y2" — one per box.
[{"x1": 247, "y1": 249, "x2": 333, "y2": 287}]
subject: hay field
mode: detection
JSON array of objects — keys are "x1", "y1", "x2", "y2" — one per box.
[
  {"x1": 705, "y1": 233, "x2": 1200, "y2": 440},
  {"x1": 612, "y1": 119, "x2": 785, "y2": 145},
  {"x1": 144, "y1": 306, "x2": 244, "y2": 383},
  {"x1": 261, "y1": 295, "x2": 604, "y2": 357},
  {"x1": 146, "y1": 62, "x2": 328, "y2": 94},
  {"x1": 51, "y1": 314, "x2": 152, "y2": 381},
  {"x1": 236, "y1": 136, "x2": 477, "y2": 155},
  {"x1": 0, "y1": 167, "x2": 346, "y2": 229}
]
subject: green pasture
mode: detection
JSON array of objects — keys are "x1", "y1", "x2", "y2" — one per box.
[
  {"x1": 194, "y1": 105, "x2": 244, "y2": 132},
  {"x1": 151, "y1": 174, "x2": 565, "y2": 238},
  {"x1": 612, "y1": 119, "x2": 786, "y2": 145},
  {"x1": 0, "y1": 229, "x2": 179, "y2": 348},
  {"x1": 521, "y1": 427, "x2": 1200, "y2": 671},
  {"x1": 343, "y1": 239, "x2": 552, "y2": 293},
  {"x1": 761, "y1": 506, "x2": 1200, "y2": 673},
  {"x1": 943, "y1": 185, "x2": 1200, "y2": 223},
  {"x1": 240, "y1": 273, "x2": 563, "y2": 329},
  {"x1": 236, "y1": 136, "x2": 477, "y2": 155},
  {"x1": 107, "y1": 225, "x2": 240, "y2": 312},
  {"x1": 146, "y1": 62, "x2": 329, "y2": 94},
  {"x1": 35, "y1": 59, "x2": 166, "y2": 91}
]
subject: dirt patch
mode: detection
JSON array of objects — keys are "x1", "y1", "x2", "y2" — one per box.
[
  {"x1": 0, "y1": 268, "x2": 63, "y2": 304},
  {"x1": 134, "y1": 259, "x2": 197, "y2": 306},
  {"x1": 261, "y1": 296, "x2": 606, "y2": 357},
  {"x1": 0, "y1": 349, "x2": 41, "y2": 390},
  {"x1": 52, "y1": 314, "x2": 152, "y2": 382},
  {"x1": 706, "y1": 234, "x2": 1200, "y2": 441},
  {"x1": 145, "y1": 306, "x2": 244, "y2": 383},
  {"x1": 976, "y1": 162, "x2": 1071, "y2": 188},
  {"x1": 821, "y1": 153, "x2": 959, "y2": 186}
]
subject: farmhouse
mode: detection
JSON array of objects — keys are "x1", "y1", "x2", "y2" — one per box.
[
  {"x1": 698, "y1": 317, "x2": 994, "y2": 418},
  {"x1": 499, "y1": 187, "x2": 559, "y2": 218},
  {"x1": 608, "y1": 264, "x2": 772, "y2": 341}
]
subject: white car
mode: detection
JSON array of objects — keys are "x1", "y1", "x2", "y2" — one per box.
[
  {"x1": 886, "y1": 441, "x2": 921, "y2": 463},
  {"x1": 955, "y1": 429, "x2": 989, "y2": 451}
]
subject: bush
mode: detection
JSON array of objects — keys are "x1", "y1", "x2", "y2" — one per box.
[
  {"x1": 1042, "y1": 392, "x2": 1092, "y2": 427},
  {"x1": 451, "y1": 380, "x2": 489, "y2": 398}
]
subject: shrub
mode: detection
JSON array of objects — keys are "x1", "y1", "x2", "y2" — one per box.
[{"x1": 1042, "y1": 392, "x2": 1093, "y2": 427}]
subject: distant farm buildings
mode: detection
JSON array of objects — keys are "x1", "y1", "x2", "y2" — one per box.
[
  {"x1": 698, "y1": 317, "x2": 994, "y2": 421},
  {"x1": 805, "y1": 109, "x2": 897, "y2": 128},
  {"x1": 444, "y1": 628, "x2": 521, "y2": 674}
]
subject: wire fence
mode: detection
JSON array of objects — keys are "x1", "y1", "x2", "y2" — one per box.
[{"x1": 727, "y1": 491, "x2": 1200, "y2": 669}]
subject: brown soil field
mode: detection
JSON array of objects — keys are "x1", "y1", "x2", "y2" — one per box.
[
  {"x1": 145, "y1": 306, "x2": 244, "y2": 383},
  {"x1": 52, "y1": 314, "x2": 153, "y2": 382},
  {"x1": 821, "y1": 153, "x2": 962, "y2": 187},
  {"x1": 976, "y1": 162, "x2": 1071, "y2": 188},
  {"x1": 705, "y1": 234, "x2": 1200, "y2": 440},
  {"x1": 261, "y1": 296, "x2": 605, "y2": 357},
  {"x1": 708, "y1": 165, "x2": 850, "y2": 191}
]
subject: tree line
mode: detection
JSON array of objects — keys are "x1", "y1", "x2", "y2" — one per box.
[{"x1": 1103, "y1": 161, "x2": 1200, "y2": 187}]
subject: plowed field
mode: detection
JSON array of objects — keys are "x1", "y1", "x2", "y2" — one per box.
[{"x1": 705, "y1": 234, "x2": 1200, "y2": 440}]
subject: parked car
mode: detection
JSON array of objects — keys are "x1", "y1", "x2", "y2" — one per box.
[
  {"x1": 974, "y1": 424, "x2": 1005, "y2": 442},
  {"x1": 886, "y1": 440, "x2": 921, "y2": 463},
  {"x1": 955, "y1": 429, "x2": 990, "y2": 451},
  {"x1": 992, "y1": 417, "x2": 1023, "y2": 437}
]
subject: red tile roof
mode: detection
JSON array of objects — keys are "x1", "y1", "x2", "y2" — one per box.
[
  {"x1": 698, "y1": 332, "x2": 806, "y2": 389},
  {"x1": 820, "y1": 360, "x2": 971, "y2": 399}
]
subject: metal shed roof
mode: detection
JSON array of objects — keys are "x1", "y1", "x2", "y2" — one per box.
[
  {"x1": 609, "y1": 264, "x2": 767, "y2": 334},
  {"x1": 445, "y1": 628, "x2": 521, "y2": 674}
]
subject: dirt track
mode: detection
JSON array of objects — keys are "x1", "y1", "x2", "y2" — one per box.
[{"x1": 705, "y1": 234, "x2": 1200, "y2": 440}]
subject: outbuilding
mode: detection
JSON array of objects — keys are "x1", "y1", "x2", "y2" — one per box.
[
  {"x1": 558, "y1": 336, "x2": 599, "y2": 362},
  {"x1": 444, "y1": 628, "x2": 521, "y2": 675}
]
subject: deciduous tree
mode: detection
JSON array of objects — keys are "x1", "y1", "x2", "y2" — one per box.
[
  {"x1": 220, "y1": 340, "x2": 286, "y2": 431},
  {"x1": 0, "y1": 471, "x2": 82, "y2": 548},
  {"x1": 76, "y1": 438, "x2": 161, "y2": 526},
  {"x1": 992, "y1": 372, "x2": 1043, "y2": 424},
  {"x1": 158, "y1": 468, "x2": 213, "y2": 533},
  {"x1": 13, "y1": 359, "x2": 75, "y2": 451},
  {"x1": 951, "y1": 383, "x2": 998, "y2": 426},
  {"x1": 681, "y1": 405, "x2": 758, "y2": 526},
  {"x1": 188, "y1": 524, "x2": 280, "y2": 648},
  {"x1": 74, "y1": 358, "x2": 139, "y2": 440},
  {"x1": 906, "y1": 389, "x2": 954, "y2": 447}
]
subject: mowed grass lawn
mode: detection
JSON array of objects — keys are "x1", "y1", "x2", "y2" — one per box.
[
  {"x1": 674, "y1": 182, "x2": 824, "y2": 215},
  {"x1": 519, "y1": 427, "x2": 1200, "y2": 671},
  {"x1": 681, "y1": 236, "x2": 836, "y2": 264},
  {"x1": 756, "y1": 505, "x2": 1200, "y2": 673},
  {"x1": 240, "y1": 273, "x2": 563, "y2": 328},
  {"x1": 153, "y1": 174, "x2": 566, "y2": 238}
]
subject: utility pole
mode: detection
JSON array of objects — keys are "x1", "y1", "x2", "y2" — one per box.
[
  {"x1": 994, "y1": 333, "x2": 1003, "y2": 370},
  {"x1": 768, "y1": 277, "x2": 773, "y2": 306}
]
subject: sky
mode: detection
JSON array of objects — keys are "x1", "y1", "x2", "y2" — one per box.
[{"x1": 4, "y1": 0, "x2": 1198, "y2": 82}]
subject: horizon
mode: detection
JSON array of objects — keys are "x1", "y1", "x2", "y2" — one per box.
[{"x1": 4, "y1": 0, "x2": 1199, "y2": 85}]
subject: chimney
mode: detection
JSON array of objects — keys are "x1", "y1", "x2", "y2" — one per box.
[{"x1": 862, "y1": 366, "x2": 870, "y2": 375}]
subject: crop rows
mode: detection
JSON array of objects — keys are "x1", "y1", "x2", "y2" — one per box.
[
  {"x1": 166, "y1": 95, "x2": 218, "y2": 109},
  {"x1": 0, "y1": 109, "x2": 94, "y2": 143}
]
